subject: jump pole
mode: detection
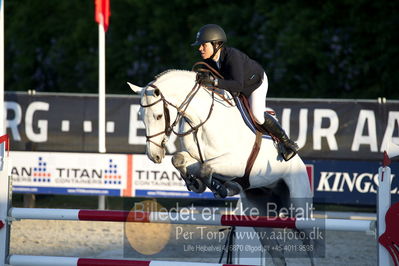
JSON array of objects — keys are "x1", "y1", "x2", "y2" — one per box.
[
  {"x1": 8, "y1": 255, "x2": 254, "y2": 266},
  {"x1": 8, "y1": 207, "x2": 375, "y2": 232}
]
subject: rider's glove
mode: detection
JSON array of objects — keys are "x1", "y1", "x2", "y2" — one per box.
[{"x1": 196, "y1": 72, "x2": 216, "y2": 87}]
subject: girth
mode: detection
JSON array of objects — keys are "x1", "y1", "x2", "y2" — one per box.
[{"x1": 231, "y1": 95, "x2": 264, "y2": 190}]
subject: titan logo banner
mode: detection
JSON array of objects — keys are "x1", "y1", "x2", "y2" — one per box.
[{"x1": 10, "y1": 151, "x2": 399, "y2": 205}]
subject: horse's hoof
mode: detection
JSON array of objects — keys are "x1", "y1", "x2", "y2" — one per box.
[{"x1": 185, "y1": 175, "x2": 206, "y2": 193}]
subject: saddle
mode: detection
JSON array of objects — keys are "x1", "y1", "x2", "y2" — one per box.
[
  {"x1": 192, "y1": 62, "x2": 275, "y2": 139},
  {"x1": 235, "y1": 94, "x2": 275, "y2": 138},
  {"x1": 192, "y1": 62, "x2": 274, "y2": 194}
]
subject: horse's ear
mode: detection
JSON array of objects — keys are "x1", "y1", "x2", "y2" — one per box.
[{"x1": 127, "y1": 82, "x2": 143, "y2": 94}]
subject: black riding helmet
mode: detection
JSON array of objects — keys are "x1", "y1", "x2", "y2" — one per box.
[
  {"x1": 191, "y1": 24, "x2": 227, "y2": 46},
  {"x1": 192, "y1": 24, "x2": 227, "y2": 60}
]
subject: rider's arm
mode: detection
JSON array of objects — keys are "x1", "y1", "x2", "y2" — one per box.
[{"x1": 216, "y1": 51, "x2": 245, "y2": 93}]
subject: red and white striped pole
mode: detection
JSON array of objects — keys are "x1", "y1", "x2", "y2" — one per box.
[{"x1": 8, "y1": 207, "x2": 374, "y2": 232}]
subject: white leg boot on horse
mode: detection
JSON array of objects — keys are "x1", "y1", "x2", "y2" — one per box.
[{"x1": 260, "y1": 112, "x2": 299, "y2": 161}]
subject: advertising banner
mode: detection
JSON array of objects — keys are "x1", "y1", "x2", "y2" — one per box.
[
  {"x1": 10, "y1": 151, "x2": 215, "y2": 198},
  {"x1": 305, "y1": 159, "x2": 399, "y2": 205},
  {"x1": 5, "y1": 92, "x2": 399, "y2": 161},
  {"x1": 11, "y1": 151, "x2": 129, "y2": 196},
  {"x1": 131, "y1": 154, "x2": 215, "y2": 198},
  {"x1": 10, "y1": 151, "x2": 399, "y2": 205}
]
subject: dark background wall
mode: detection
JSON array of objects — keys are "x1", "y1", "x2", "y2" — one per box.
[{"x1": 4, "y1": 0, "x2": 399, "y2": 99}]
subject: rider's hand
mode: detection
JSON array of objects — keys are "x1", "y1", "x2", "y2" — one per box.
[{"x1": 196, "y1": 72, "x2": 216, "y2": 87}]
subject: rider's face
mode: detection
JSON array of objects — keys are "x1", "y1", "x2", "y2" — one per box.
[{"x1": 198, "y1": 42, "x2": 214, "y2": 59}]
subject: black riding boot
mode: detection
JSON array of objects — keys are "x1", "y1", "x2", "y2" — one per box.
[{"x1": 260, "y1": 113, "x2": 299, "y2": 161}]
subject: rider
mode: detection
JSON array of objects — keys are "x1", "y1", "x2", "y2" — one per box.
[{"x1": 192, "y1": 24, "x2": 299, "y2": 161}]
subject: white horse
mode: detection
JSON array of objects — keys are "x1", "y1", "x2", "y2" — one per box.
[{"x1": 128, "y1": 70, "x2": 316, "y2": 265}]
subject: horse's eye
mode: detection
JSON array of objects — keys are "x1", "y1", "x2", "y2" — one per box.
[
  {"x1": 154, "y1": 89, "x2": 160, "y2": 97},
  {"x1": 156, "y1": 114, "x2": 163, "y2": 120}
]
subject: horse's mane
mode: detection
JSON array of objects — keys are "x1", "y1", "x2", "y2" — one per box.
[
  {"x1": 154, "y1": 69, "x2": 194, "y2": 83},
  {"x1": 153, "y1": 68, "x2": 234, "y2": 107}
]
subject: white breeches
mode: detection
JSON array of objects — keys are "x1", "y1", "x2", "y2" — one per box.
[{"x1": 248, "y1": 73, "x2": 268, "y2": 124}]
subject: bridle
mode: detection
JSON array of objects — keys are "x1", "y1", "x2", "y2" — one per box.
[
  {"x1": 140, "y1": 63, "x2": 231, "y2": 163},
  {"x1": 139, "y1": 83, "x2": 172, "y2": 149},
  {"x1": 140, "y1": 81, "x2": 216, "y2": 162}
]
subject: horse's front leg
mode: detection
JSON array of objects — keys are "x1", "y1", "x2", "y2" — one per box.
[
  {"x1": 200, "y1": 155, "x2": 244, "y2": 198},
  {"x1": 171, "y1": 151, "x2": 206, "y2": 193}
]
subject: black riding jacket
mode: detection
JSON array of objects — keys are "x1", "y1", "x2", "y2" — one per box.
[{"x1": 204, "y1": 47, "x2": 265, "y2": 98}]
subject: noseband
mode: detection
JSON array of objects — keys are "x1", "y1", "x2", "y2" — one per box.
[{"x1": 140, "y1": 84, "x2": 172, "y2": 149}]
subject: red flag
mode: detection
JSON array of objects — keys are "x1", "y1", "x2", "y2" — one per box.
[{"x1": 95, "y1": 0, "x2": 110, "y2": 32}]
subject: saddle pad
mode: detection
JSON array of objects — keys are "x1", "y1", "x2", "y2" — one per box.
[{"x1": 235, "y1": 97, "x2": 271, "y2": 140}]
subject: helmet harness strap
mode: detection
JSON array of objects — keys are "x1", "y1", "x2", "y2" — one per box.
[{"x1": 210, "y1": 42, "x2": 224, "y2": 61}]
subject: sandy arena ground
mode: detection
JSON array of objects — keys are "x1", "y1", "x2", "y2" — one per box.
[{"x1": 9, "y1": 219, "x2": 377, "y2": 266}]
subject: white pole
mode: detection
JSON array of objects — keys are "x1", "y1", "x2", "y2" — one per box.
[
  {"x1": 377, "y1": 166, "x2": 393, "y2": 266},
  {"x1": 98, "y1": 24, "x2": 106, "y2": 154},
  {"x1": 9, "y1": 255, "x2": 238, "y2": 266},
  {"x1": 0, "y1": 137, "x2": 11, "y2": 265},
  {"x1": 0, "y1": 0, "x2": 5, "y2": 135},
  {"x1": 9, "y1": 255, "x2": 79, "y2": 266},
  {"x1": 9, "y1": 208, "x2": 80, "y2": 220},
  {"x1": 98, "y1": 22, "x2": 106, "y2": 210}
]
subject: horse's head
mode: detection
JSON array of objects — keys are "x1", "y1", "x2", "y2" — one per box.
[
  {"x1": 128, "y1": 81, "x2": 172, "y2": 163},
  {"x1": 128, "y1": 69, "x2": 223, "y2": 163}
]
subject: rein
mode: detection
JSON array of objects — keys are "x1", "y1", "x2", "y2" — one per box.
[{"x1": 192, "y1": 61, "x2": 234, "y2": 107}]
